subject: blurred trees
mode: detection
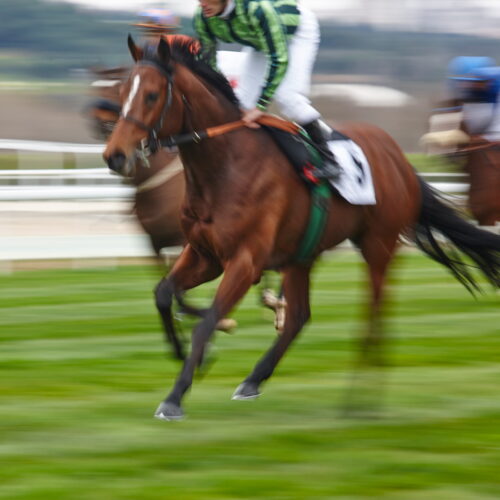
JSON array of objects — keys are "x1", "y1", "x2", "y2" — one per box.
[
  {"x1": 1, "y1": 0, "x2": 500, "y2": 82},
  {"x1": 316, "y1": 24, "x2": 500, "y2": 83},
  {"x1": 0, "y1": 0, "x2": 135, "y2": 78}
]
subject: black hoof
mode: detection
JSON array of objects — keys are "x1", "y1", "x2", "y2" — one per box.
[
  {"x1": 154, "y1": 401, "x2": 184, "y2": 421},
  {"x1": 232, "y1": 381, "x2": 260, "y2": 400}
]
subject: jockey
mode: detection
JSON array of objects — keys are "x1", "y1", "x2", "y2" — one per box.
[
  {"x1": 194, "y1": 0, "x2": 341, "y2": 179},
  {"x1": 458, "y1": 66, "x2": 500, "y2": 141},
  {"x1": 421, "y1": 56, "x2": 497, "y2": 152}
]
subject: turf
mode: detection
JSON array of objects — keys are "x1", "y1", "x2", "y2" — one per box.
[{"x1": 0, "y1": 252, "x2": 499, "y2": 499}]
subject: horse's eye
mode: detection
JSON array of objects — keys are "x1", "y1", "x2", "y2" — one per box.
[{"x1": 146, "y1": 92, "x2": 159, "y2": 105}]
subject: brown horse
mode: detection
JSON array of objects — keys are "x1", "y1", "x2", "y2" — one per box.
[
  {"x1": 103, "y1": 36, "x2": 500, "y2": 421},
  {"x1": 86, "y1": 73, "x2": 189, "y2": 358},
  {"x1": 462, "y1": 139, "x2": 500, "y2": 226},
  {"x1": 86, "y1": 65, "x2": 185, "y2": 254}
]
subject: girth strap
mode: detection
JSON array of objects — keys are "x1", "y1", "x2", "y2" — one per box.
[{"x1": 295, "y1": 182, "x2": 331, "y2": 264}]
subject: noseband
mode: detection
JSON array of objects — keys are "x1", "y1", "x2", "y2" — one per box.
[{"x1": 121, "y1": 60, "x2": 174, "y2": 161}]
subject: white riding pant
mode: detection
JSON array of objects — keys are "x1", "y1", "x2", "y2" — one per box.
[
  {"x1": 235, "y1": 5, "x2": 321, "y2": 125},
  {"x1": 462, "y1": 101, "x2": 500, "y2": 141}
]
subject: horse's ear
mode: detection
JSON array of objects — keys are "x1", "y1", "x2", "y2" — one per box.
[
  {"x1": 128, "y1": 34, "x2": 142, "y2": 62},
  {"x1": 158, "y1": 37, "x2": 171, "y2": 63}
]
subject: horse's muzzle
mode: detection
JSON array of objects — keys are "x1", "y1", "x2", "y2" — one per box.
[{"x1": 105, "y1": 152, "x2": 127, "y2": 174}]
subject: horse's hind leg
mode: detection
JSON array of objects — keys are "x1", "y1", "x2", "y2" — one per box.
[
  {"x1": 155, "y1": 244, "x2": 222, "y2": 360},
  {"x1": 233, "y1": 265, "x2": 311, "y2": 400},
  {"x1": 359, "y1": 233, "x2": 399, "y2": 367},
  {"x1": 155, "y1": 249, "x2": 259, "y2": 420},
  {"x1": 344, "y1": 232, "x2": 398, "y2": 416}
]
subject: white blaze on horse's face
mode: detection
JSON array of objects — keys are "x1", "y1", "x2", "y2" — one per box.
[{"x1": 122, "y1": 74, "x2": 141, "y2": 118}]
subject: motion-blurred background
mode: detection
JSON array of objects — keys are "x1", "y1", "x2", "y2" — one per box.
[
  {"x1": 2, "y1": 0, "x2": 500, "y2": 148},
  {"x1": 1, "y1": 2, "x2": 499, "y2": 499}
]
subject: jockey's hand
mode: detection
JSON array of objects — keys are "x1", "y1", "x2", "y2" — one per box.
[{"x1": 242, "y1": 107, "x2": 264, "y2": 129}]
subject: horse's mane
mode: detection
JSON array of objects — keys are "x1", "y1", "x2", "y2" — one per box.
[{"x1": 144, "y1": 35, "x2": 240, "y2": 108}]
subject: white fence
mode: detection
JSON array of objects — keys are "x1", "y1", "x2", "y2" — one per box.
[
  {"x1": 0, "y1": 136, "x2": 470, "y2": 201},
  {"x1": 0, "y1": 139, "x2": 486, "y2": 265}
]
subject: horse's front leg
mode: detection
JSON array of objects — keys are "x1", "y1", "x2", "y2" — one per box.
[
  {"x1": 155, "y1": 249, "x2": 258, "y2": 421},
  {"x1": 155, "y1": 244, "x2": 222, "y2": 360},
  {"x1": 233, "y1": 265, "x2": 311, "y2": 400}
]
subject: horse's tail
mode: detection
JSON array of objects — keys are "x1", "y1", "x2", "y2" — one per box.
[{"x1": 412, "y1": 177, "x2": 500, "y2": 293}]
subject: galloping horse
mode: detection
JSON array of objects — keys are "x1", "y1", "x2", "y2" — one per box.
[
  {"x1": 104, "y1": 36, "x2": 500, "y2": 420},
  {"x1": 462, "y1": 138, "x2": 500, "y2": 226}
]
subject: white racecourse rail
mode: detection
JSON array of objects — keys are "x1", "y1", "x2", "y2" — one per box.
[
  {"x1": 0, "y1": 138, "x2": 469, "y2": 200},
  {"x1": 0, "y1": 139, "x2": 476, "y2": 263}
]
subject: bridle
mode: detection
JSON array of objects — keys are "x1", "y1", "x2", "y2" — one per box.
[{"x1": 120, "y1": 59, "x2": 174, "y2": 161}]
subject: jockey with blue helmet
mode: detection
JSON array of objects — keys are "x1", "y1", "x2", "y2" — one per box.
[
  {"x1": 459, "y1": 66, "x2": 500, "y2": 141},
  {"x1": 194, "y1": 0, "x2": 340, "y2": 179},
  {"x1": 447, "y1": 56, "x2": 495, "y2": 102},
  {"x1": 422, "y1": 56, "x2": 500, "y2": 152}
]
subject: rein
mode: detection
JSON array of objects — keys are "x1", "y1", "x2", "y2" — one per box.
[
  {"x1": 159, "y1": 114, "x2": 301, "y2": 148},
  {"x1": 457, "y1": 139, "x2": 500, "y2": 154}
]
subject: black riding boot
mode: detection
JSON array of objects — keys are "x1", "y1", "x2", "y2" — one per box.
[{"x1": 303, "y1": 119, "x2": 341, "y2": 180}]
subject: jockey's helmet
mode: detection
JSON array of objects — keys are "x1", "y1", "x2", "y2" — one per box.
[
  {"x1": 447, "y1": 56, "x2": 496, "y2": 101},
  {"x1": 447, "y1": 56, "x2": 495, "y2": 80},
  {"x1": 133, "y1": 8, "x2": 180, "y2": 35}
]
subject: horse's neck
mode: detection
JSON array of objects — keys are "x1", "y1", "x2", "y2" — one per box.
[
  {"x1": 179, "y1": 67, "x2": 240, "y2": 134},
  {"x1": 176, "y1": 69, "x2": 242, "y2": 195}
]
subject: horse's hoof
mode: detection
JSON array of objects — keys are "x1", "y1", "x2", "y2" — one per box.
[
  {"x1": 261, "y1": 289, "x2": 279, "y2": 310},
  {"x1": 154, "y1": 401, "x2": 184, "y2": 421},
  {"x1": 232, "y1": 382, "x2": 260, "y2": 400},
  {"x1": 216, "y1": 318, "x2": 237, "y2": 333}
]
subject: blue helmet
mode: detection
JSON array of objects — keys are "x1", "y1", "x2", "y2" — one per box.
[
  {"x1": 447, "y1": 57, "x2": 496, "y2": 100},
  {"x1": 447, "y1": 56, "x2": 496, "y2": 79}
]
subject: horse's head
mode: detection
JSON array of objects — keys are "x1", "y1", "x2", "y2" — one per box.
[
  {"x1": 83, "y1": 66, "x2": 127, "y2": 141},
  {"x1": 103, "y1": 34, "x2": 240, "y2": 176},
  {"x1": 103, "y1": 35, "x2": 186, "y2": 175},
  {"x1": 84, "y1": 98, "x2": 122, "y2": 140}
]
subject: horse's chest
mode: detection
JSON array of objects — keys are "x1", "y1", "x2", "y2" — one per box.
[
  {"x1": 182, "y1": 210, "x2": 216, "y2": 248},
  {"x1": 182, "y1": 211, "x2": 240, "y2": 262}
]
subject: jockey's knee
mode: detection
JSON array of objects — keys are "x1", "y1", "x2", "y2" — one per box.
[{"x1": 274, "y1": 93, "x2": 320, "y2": 124}]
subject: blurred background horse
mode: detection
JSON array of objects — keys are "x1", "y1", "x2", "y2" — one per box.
[{"x1": 87, "y1": 67, "x2": 241, "y2": 358}]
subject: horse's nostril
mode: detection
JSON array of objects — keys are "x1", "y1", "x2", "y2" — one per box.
[{"x1": 106, "y1": 152, "x2": 127, "y2": 173}]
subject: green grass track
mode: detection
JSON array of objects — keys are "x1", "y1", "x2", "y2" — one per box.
[{"x1": 0, "y1": 251, "x2": 499, "y2": 499}]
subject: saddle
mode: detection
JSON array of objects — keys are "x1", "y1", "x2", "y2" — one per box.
[{"x1": 263, "y1": 124, "x2": 349, "y2": 188}]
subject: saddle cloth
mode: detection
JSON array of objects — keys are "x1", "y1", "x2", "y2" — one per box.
[
  {"x1": 264, "y1": 126, "x2": 376, "y2": 205},
  {"x1": 327, "y1": 131, "x2": 376, "y2": 205}
]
